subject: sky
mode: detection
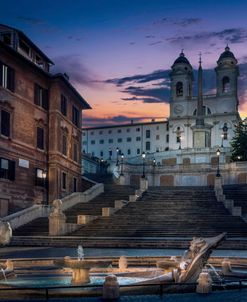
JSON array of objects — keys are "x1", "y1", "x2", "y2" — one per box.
[{"x1": 1, "y1": 0, "x2": 247, "y2": 127}]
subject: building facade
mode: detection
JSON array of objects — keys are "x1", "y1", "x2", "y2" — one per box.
[
  {"x1": 82, "y1": 120, "x2": 169, "y2": 161},
  {"x1": 82, "y1": 46, "x2": 240, "y2": 165},
  {"x1": 0, "y1": 24, "x2": 91, "y2": 216}
]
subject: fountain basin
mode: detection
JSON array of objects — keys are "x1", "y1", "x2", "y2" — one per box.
[{"x1": 54, "y1": 258, "x2": 112, "y2": 284}]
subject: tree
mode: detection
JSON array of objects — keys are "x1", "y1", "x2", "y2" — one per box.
[{"x1": 231, "y1": 118, "x2": 247, "y2": 161}]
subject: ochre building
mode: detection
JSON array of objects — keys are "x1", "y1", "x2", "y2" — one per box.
[{"x1": 0, "y1": 24, "x2": 91, "y2": 216}]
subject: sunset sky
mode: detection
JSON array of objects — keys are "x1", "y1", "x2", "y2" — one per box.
[{"x1": 1, "y1": 0, "x2": 247, "y2": 126}]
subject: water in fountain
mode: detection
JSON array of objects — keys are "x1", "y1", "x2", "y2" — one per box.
[
  {"x1": 77, "y1": 245, "x2": 84, "y2": 261},
  {"x1": 1, "y1": 268, "x2": 7, "y2": 283},
  {"x1": 206, "y1": 263, "x2": 225, "y2": 287}
]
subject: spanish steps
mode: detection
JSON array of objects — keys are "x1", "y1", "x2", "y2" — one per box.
[
  {"x1": 223, "y1": 184, "x2": 247, "y2": 217},
  {"x1": 71, "y1": 186, "x2": 247, "y2": 238},
  {"x1": 12, "y1": 182, "x2": 247, "y2": 239}
]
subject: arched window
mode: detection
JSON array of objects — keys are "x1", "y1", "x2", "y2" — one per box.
[
  {"x1": 176, "y1": 127, "x2": 181, "y2": 143},
  {"x1": 176, "y1": 82, "x2": 183, "y2": 97},
  {"x1": 222, "y1": 76, "x2": 230, "y2": 93},
  {"x1": 222, "y1": 122, "x2": 228, "y2": 140}
]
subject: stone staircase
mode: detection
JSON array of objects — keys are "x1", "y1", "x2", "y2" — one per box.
[
  {"x1": 13, "y1": 184, "x2": 136, "y2": 236},
  {"x1": 70, "y1": 186, "x2": 247, "y2": 238},
  {"x1": 223, "y1": 184, "x2": 247, "y2": 217}
]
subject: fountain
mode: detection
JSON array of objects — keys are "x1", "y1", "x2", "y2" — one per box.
[{"x1": 54, "y1": 245, "x2": 112, "y2": 284}]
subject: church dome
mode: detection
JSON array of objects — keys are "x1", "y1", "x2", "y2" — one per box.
[
  {"x1": 173, "y1": 51, "x2": 191, "y2": 65},
  {"x1": 218, "y1": 46, "x2": 237, "y2": 62}
]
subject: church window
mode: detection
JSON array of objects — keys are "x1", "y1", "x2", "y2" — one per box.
[
  {"x1": 222, "y1": 123, "x2": 228, "y2": 140},
  {"x1": 176, "y1": 127, "x2": 181, "y2": 143},
  {"x1": 222, "y1": 76, "x2": 230, "y2": 93},
  {"x1": 176, "y1": 82, "x2": 183, "y2": 97}
]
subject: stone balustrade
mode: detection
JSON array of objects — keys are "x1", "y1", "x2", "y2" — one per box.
[{"x1": 2, "y1": 205, "x2": 49, "y2": 230}]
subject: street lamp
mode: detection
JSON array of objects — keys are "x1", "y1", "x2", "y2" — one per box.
[
  {"x1": 116, "y1": 147, "x2": 119, "y2": 166},
  {"x1": 120, "y1": 153, "x2": 124, "y2": 176},
  {"x1": 42, "y1": 169, "x2": 47, "y2": 205},
  {"x1": 153, "y1": 158, "x2": 156, "y2": 166},
  {"x1": 216, "y1": 148, "x2": 221, "y2": 177},
  {"x1": 142, "y1": 152, "x2": 146, "y2": 178}
]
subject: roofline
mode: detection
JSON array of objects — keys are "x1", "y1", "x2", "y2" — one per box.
[
  {"x1": 0, "y1": 24, "x2": 54, "y2": 64},
  {"x1": 52, "y1": 74, "x2": 91, "y2": 110},
  {"x1": 82, "y1": 120, "x2": 168, "y2": 130},
  {"x1": 0, "y1": 42, "x2": 91, "y2": 110}
]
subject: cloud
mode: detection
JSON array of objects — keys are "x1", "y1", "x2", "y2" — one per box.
[
  {"x1": 167, "y1": 28, "x2": 247, "y2": 45},
  {"x1": 153, "y1": 17, "x2": 202, "y2": 27},
  {"x1": 17, "y1": 16, "x2": 45, "y2": 25},
  {"x1": 149, "y1": 41, "x2": 163, "y2": 46},
  {"x1": 105, "y1": 62, "x2": 247, "y2": 108},
  {"x1": 52, "y1": 55, "x2": 98, "y2": 87},
  {"x1": 82, "y1": 114, "x2": 153, "y2": 127}
]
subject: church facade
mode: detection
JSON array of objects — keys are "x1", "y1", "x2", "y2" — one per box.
[
  {"x1": 83, "y1": 46, "x2": 240, "y2": 165},
  {"x1": 169, "y1": 47, "x2": 240, "y2": 151}
]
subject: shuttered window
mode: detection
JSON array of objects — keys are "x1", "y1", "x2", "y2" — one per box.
[
  {"x1": 72, "y1": 106, "x2": 79, "y2": 127},
  {"x1": 0, "y1": 158, "x2": 15, "y2": 181},
  {"x1": 37, "y1": 127, "x2": 44, "y2": 150},
  {"x1": 1, "y1": 110, "x2": 10, "y2": 137},
  {"x1": 61, "y1": 95, "x2": 67, "y2": 116},
  {"x1": 0, "y1": 61, "x2": 15, "y2": 92},
  {"x1": 34, "y1": 84, "x2": 48, "y2": 110}
]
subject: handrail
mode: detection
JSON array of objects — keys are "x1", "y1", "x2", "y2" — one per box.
[{"x1": 0, "y1": 279, "x2": 246, "y2": 300}]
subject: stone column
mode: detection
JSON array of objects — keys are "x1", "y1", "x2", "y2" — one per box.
[
  {"x1": 140, "y1": 178, "x2": 148, "y2": 192},
  {"x1": 103, "y1": 275, "x2": 119, "y2": 300},
  {"x1": 49, "y1": 199, "x2": 66, "y2": 236},
  {"x1": 196, "y1": 270, "x2": 212, "y2": 294},
  {"x1": 119, "y1": 175, "x2": 125, "y2": 185}
]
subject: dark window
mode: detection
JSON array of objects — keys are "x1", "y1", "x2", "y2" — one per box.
[
  {"x1": 137, "y1": 148, "x2": 140, "y2": 155},
  {"x1": 222, "y1": 76, "x2": 230, "y2": 93},
  {"x1": 166, "y1": 122, "x2": 169, "y2": 131},
  {"x1": 1, "y1": 33, "x2": 11, "y2": 45},
  {"x1": 166, "y1": 134, "x2": 169, "y2": 143},
  {"x1": 99, "y1": 131, "x2": 103, "y2": 134},
  {"x1": 61, "y1": 95, "x2": 67, "y2": 116},
  {"x1": 72, "y1": 106, "x2": 79, "y2": 127},
  {"x1": 146, "y1": 141, "x2": 151, "y2": 151},
  {"x1": 100, "y1": 151, "x2": 103, "y2": 157},
  {"x1": 108, "y1": 130, "x2": 112, "y2": 134},
  {"x1": 176, "y1": 81, "x2": 183, "y2": 97},
  {"x1": 73, "y1": 177, "x2": 77, "y2": 192},
  {"x1": 35, "y1": 168, "x2": 46, "y2": 187},
  {"x1": 127, "y1": 149, "x2": 131, "y2": 155},
  {"x1": 136, "y1": 137, "x2": 141, "y2": 141},
  {"x1": 1, "y1": 110, "x2": 10, "y2": 137},
  {"x1": 0, "y1": 157, "x2": 15, "y2": 180},
  {"x1": 62, "y1": 172, "x2": 66, "y2": 190},
  {"x1": 99, "y1": 139, "x2": 104, "y2": 144},
  {"x1": 156, "y1": 126, "x2": 159, "y2": 130},
  {"x1": 127, "y1": 137, "x2": 131, "y2": 142},
  {"x1": 117, "y1": 138, "x2": 122, "y2": 143},
  {"x1": 37, "y1": 127, "x2": 44, "y2": 150},
  {"x1": 19, "y1": 39, "x2": 30, "y2": 55},
  {"x1": 136, "y1": 128, "x2": 140, "y2": 132},
  {"x1": 62, "y1": 135, "x2": 67, "y2": 155},
  {"x1": 108, "y1": 139, "x2": 113, "y2": 143},
  {"x1": 156, "y1": 135, "x2": 160, "y2": 140},
  {"x1": 73, "y1": 143, "x2": 78, "y2": 162},
  {"x1": 34, "y1": 84, "x2": 48, "y2": 110},
  {"x1": 146, "y1": 130, "x2": 150, "y2": 139},
  {"x1": 117, "y1": 129, "x2": 122, "y2": 133},
  {"x1": 0, "y1": 62, "x2": 15, "y2": 92},
  {"x1": 127, "y1": 128, "x2": 130, "y2": 132},
  {"x1": 91, "y1": 140, "x2": 95, "y2": 145}
]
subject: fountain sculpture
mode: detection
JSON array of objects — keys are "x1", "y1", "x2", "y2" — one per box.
[{"x1": 54, "y1": 245, "x2": 112, "y2": 284}]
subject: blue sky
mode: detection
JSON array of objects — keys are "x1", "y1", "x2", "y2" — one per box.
[{"x1": 1, "y1": 0, "x2": 247, "y2": 125}]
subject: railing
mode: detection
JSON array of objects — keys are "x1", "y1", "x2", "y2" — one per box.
[
  {"x1": 2, "y1": 205, "x2": 50, "y2": 230},
  {"x1": 0, "y1": 279, "x2": 246, "y2": 300}
]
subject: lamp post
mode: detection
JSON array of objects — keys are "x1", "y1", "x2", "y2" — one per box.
[
  {"x1": 216, "y1": 148, "x2": 221, "y2": 177},
  {"x1": 42, "y1": 169, "x2": 47, "y2": 205},
  {"x1": 142, "y1": 152, "x2": 146, "y2": 178},
  {"x1": 120, "y1": 153, "x2": 124, "y2": 176},
  {"x1": 116, "y1": 147, "x2": 119, "y2": 166}
]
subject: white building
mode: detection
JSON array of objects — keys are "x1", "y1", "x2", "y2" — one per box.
[
  {"x1": 82, "y1": 120, "x2": 169, "y2": 160},
  {"x1": 82, "y1": 46, "x2": 240, "y2": 164}
]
